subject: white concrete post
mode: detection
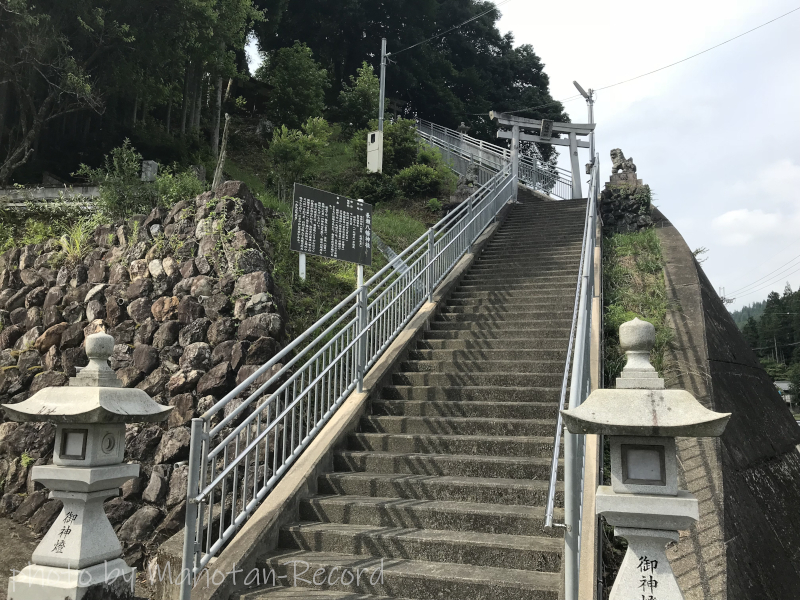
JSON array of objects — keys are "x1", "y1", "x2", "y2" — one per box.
[
  {"x1": 569, "y1": 132, "x2": 583, "y2": 199},
  {"x1": 511, "y1": 125, "x2": 520, "y2": 202}
]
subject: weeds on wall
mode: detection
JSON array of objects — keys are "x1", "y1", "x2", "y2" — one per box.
[{"x1": 600, "y1": 226, "x2": 674, "y2": 598}]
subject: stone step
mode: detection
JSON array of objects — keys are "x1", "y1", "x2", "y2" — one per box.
[
  {"x1": 408, "y1": 348, "x2": 566, "y2": 362},
  {"x1": 391, "y1": 371, "x2": 563, "y2": 387},
  {"x1": 455, "y1": 280, "x2": 576, "y2": 290},
  {"x1": 415, "y1": 338, "x2": 567, "y2": 351},
  {"x1": 399, "y1": 359, "x2": 562, "y2": 373},
  {"x1": 257, "y1": 550, "x2": 560, "y2": 600},
  {"x1": 470, "y1": 262, "x2": 580, "y2": 273},
  {"x1": 380, "y1": 385, "x2": 561, "y2": 403},
  {"x1": 317, "y1": 472, "x2": 560, "y2": 506},
  {"x1": 360, "y1": 415, "x2": 555, "y2": 437},
  {"x1": 424, "y1": 329, "x2": 569, "y2": 341},
  {"x1": 430, "y1": 320, "x2": 571, "y2": 332},
  {"x1": 439, "y1": 306, "x2": 572, "y2": 316},
  {"x1": 347, "y1": 432, "x2": 558, "y2": 458},
  {"x1": 279, "y1": 523, "x2": 562, "y2": 572},
  {"x1": 334, "y1": 450, "x2": 560, "y2": 480},
  {"x1": 460, "y1": 274, "x2": 576, "y2": 284},
  {"x1": 446, "y1": 294, "x2": 573, "y2": 306},
  {"x1": 299, "y1": 495, "x2": 565, "y2": 538},
  {"x1": 238, "y1": 589, "x2": 403, "y2": 600},
  {"x1": 371, "y1": 399, "x2": 559, "y2": 420},
  {"x1": 450, "y1": 287, "x2": 575, "y2": 298}
]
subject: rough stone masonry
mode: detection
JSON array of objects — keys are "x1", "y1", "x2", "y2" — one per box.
[{"x1": 0, "y1": 181, "x2": 288, "y2": 572}]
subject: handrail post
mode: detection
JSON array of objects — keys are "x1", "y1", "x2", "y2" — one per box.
[
  {"x1": 427, "y1": 229, "x2": 435, "y2": 302},
  {"x1": 180, "y1": 418, "x2": 204, "y2": 600},
  {"x1": 356, "y1": 265, "x2": 367, "y2": 393}
]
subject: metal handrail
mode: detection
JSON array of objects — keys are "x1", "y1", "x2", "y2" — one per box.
[
  {"x1": 179, "y1": 120, "x2": 517, "y2": 598},
  {"x1": 542, "y1": 155, "x2": 600, "y2": 600},
  {"x1": 416, "y1": 118, "x2": 573, "y2": 199},
  {"x1": 544, "y1": 157, "x2": 600, "y2": 600}
]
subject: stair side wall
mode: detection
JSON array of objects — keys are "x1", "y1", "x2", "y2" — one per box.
[{"x1": 655, "y1": 208, "x2": 800, "y2": 600}]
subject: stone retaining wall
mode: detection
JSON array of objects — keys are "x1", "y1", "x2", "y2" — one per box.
[{"x1": 0, "y1": 181, "x2": 287, "y2": 570}]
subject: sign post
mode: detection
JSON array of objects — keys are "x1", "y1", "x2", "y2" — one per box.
[{"x1": 291, "y1": 182, "x2": 373, "y2": 276}]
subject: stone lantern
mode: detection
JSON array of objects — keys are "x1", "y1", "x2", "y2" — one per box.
[
  {"x1": 562, "y1": 318, "x2": 730, "y2": 599},
  {"x1": 2, "y1": 333, "x2": 171, "y2": 600}
]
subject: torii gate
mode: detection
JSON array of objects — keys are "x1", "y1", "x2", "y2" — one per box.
[{"x1": 490, "y1": 111, "x2": 595, "y2": 199}]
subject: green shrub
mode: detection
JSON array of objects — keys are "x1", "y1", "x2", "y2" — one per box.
[
  {"x1": 336, "y1": 62, "x2": 380, "y2": 135},
  {"x1": 394, "y1": 164, "x2": 440, "y2": 198},
  {"x1": 426, "y1": 198, "x2": 443, "y2": 213},
  {"x1": 74, "y1": 139, "x2": 156, "y2": 219},
  {"x1": 57, "y1": 220, "x2": 94, "y2": 267},
  {"x1": 267, "y1": 117, "x2": 332, "y2": 200},
  {"x1": 155, "y1": 167, "x2": 206, "y2": 208},
  {"x1": 349, "y1": 172, "x2": 399, "y2": 204}
]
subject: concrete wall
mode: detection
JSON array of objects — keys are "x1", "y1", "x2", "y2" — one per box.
[{"x1": 655, "y1": 208, "x2": 800, "y2": 599}]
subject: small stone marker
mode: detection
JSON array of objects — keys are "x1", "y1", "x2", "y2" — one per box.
[
  {"x1": 2, "y1": 333, "x2": 171, "y2": 600},
  {"x1": 141, "y1": 160, "x2": 159, "y2": 182},
  {"x1": 562, "y1": 318, "x2": 731, "y2": 600}
]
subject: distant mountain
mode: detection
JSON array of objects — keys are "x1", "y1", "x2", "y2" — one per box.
[{"x1": 729, "y1": 300, "x2": 767, "y2": 329}]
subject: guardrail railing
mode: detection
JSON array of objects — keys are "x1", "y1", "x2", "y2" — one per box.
[
  {"x1": 543, "y1": 155, "x2": 600, "y2": 600},
  {"x1": 179, "y1": 127, "x2": 517, "y2": 598},
  {"x1": 416, "y1": 118, "x2": 573, "y2": 199}
]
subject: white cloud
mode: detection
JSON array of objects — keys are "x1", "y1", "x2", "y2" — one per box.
[{"x1": 712, "y1": 209, "x2": 782, "y2": 246}]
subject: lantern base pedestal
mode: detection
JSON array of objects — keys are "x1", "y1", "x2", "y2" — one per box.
[
  {"x1": 7, "y1": 558, "x2": 135, "y2": 600},
  {"x1": 609, "y1": 527, "x2": 683, "y2": 600}
]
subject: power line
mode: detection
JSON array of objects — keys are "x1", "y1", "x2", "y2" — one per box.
[
  {"x1": 735, "y1": 265, "x2": 800, "y2": 299},
  {"x1": 734, "y1": 248, "x2": 800, "y2": 293},
  {"x1": 594, "y1": 5, "x2": 800, "y2": 92},
  {"x1": 391, "y1": 0, "x2": 514, "y2": 57},
  {"x1": 729, "y1": 252, "x2": 800, "y2": 295},
  {"x1": 470, "y1": 5, "x2": 800, "y2": 119}
]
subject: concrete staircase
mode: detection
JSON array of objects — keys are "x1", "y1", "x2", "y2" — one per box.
[{"x1": 237, "y1": 193, "x2": 588, "y2": 600}]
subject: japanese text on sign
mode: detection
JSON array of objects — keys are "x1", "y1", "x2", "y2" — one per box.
[{"x1": 291, "y1": 183, "x2": 372, "y2": 266}]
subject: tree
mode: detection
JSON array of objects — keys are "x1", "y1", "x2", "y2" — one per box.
[
  {"x1": 743, "y1": 316, "x2": 760, "y2": 349},
  {"x1": 0, "y1": 0, "x2": 113, "y2": 183},
  {"x1": 254, "y1": 0, "x2": 568, "y2": 138},
  {"x1": 257, "y1": 42, "x2": 329, "y2": 130},
  {"x1": 336, "y1": 62, "x2": 379, "y2": 134}
]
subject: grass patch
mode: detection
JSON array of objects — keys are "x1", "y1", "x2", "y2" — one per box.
[
  {"x1": 600, "y1": 226, "x2": 674, "y2": 597},
  {"x1": 603, "y1": 227, "x2": 673, "y2": 385}
]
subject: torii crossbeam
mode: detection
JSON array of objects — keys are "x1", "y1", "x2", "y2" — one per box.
[{"x1": 491, "y1": 111, "x2": 595, "y2": 199}]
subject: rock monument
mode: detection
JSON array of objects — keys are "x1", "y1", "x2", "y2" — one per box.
[
  {"x1": 3, "y1": 332, "x2": 171, "y2": 600},
  {"x1": 562, "y1": 318, "x2": 731, "y2": 599}
]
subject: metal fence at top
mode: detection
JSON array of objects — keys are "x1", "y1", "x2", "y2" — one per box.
[
  {"x1": 543, "y1": 156, "x2": 600, "y2": 600},
  {"x1": 179, "y1": 128, "x2": 517, "y2": 598},
  {"x1": 416, "y1": 118, "x2": 573, "y2": 199}
]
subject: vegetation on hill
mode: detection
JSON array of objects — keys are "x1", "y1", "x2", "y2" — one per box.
[
  {"x1": 0, "y1": 0, "x2": 566, "y2": 185},
  {"x1": 736, "y1": 285, "x2": 800, "y2": 394},
  {"x1": 729, "y1": 299, "x2": 766, "y2": 328}
]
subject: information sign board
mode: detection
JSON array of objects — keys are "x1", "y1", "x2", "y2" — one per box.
[{"x1": 291, "y1": 183, "x2": 373, "y2": 266}]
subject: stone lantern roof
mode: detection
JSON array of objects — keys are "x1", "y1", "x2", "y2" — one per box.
[
  {"x1": 1, "y1": 333, "x2": 171, "y2": 424},
  {"x1": 562, "y1": 318, "x2": 730, "y2": 437}
]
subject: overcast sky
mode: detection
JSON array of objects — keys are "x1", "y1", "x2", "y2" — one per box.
[{"x1": 248, "y1": 1, "x2": 800, "y2": 310}]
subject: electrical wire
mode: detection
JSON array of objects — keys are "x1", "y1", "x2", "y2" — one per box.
[
  {"x1": 594, "y1": 5, "x2": 800, "y2": 92},
  {"x1": 391, "y1": 0, "x2": 514, "y2": 57},
  {"x1": 470, "y1": 5, "x2": 800, "y2": 118},
  {"x1": 728, "y1": 252, "x2": 800, "y2": 295},
  {"x1": 734, "y1": 265, "x2": 800, "y2": 299}
]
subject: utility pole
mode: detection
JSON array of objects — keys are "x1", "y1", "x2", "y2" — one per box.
[
  {"x1": 379, "y1": 38, "x2": 388, "y2": 133},
  {"x1": 573, "y1": 81, "x2": 595, "y2": 165}
]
